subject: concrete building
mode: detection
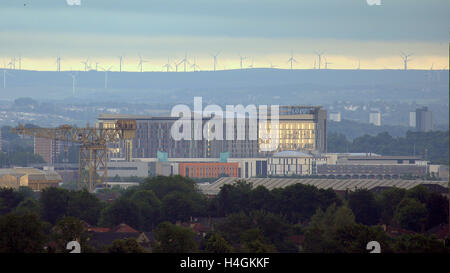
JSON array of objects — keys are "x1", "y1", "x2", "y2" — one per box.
[
  {"x1": 259, "y1": 106, "x2": 327, "y2": 154},
  {"x1": 34, "y1": 137, "x2": 58, "y2": 164},
  {"x1": 98, "y1": 106, "x2": 327, "y2": 160},
  {"x1": 179, "y1": 162, "x2": 240, "y2": 179},
  {"x1": 0, "y1": 167, "x2": 62, "y2": 191},
  {"x1": 369, "y1": 111, "x2": 381, "y2": 126},
  {"x1": 329, "y1": 112, "x2": 341, "y2": 122},
  {"x1": 98, "y1": 160, "x2": 150, "y2": 178},
  {"x1": 137, "y1": 157, "x2": 267, "y2": 179},
  {"x1": 318, "y1": 153, "x2": 429, "y2": 179},
  {"x1": 267, "y1": 151, "x2": 327, "y2": 176},
  {"x1": 409, "y1": 111, "x2": 416, "y2": 128},
  {"x1": 415, "y1": 106, "x2": 433, "y2": 132}
]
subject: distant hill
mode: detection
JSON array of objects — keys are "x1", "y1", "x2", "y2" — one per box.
[{"x1": 1, "y1": 69, "x2": 447, "y2": 107}]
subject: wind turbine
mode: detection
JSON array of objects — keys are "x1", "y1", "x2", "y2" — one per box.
[
  {"x1": 81, "y1": 58, "x2": 90, "y2": 72},
  {"x1": 95, "y1": 61, "x2": 100, "y2": 71},
  {"x1": 357, "y1": 59, "x2": 361, "y2": 70},
  {"x1": 162, "y1": 57, "x2": 172, "y2": 72},
  {"x1": 118, "y1": 56, "x2": 123, "y2": 72},
  {"x1": 2, "y1": 69, "x2": 13, "y2": 89},
  {"x1": 191, "y1": 57, "x2": 200, "y2": 72},
  {"x1": 18, "y1": 56, "x2": 22, "y2": 70},
  {"x1": 239, "y1": 55, "x2": 248, "y2": 69},
  {"x1": 287, "y1": 51, "x2": 298, "y2": 70},
  {"x1": 248, "y1": 57, "x2": 255, "y2": 69},
  {"x1": 68, "y1": 72, "x2": 77, "y2": 96},
  {"x1": 323, "y1": 56, "x2": 332, "y2": 69},
  {"x1": 56, "y1": 56, "x2": 62, "y2": 72},
  {"x1": 101, "y1": 66, "x2": 112, "y2": 88},
  {"x1": 180, "y1": 52, "x2": 189, "y2": 72},
  {"x1": 138, "y1": 55, "x2": 149, "y2": 72},
  {"x1": 269, "y1": 61, "x2": 277, "y2": 69},
  {"x1": 211, "y1": 52, "x2": 220, "y2": 71},
  {"x1": 315, "y1": 51, "x2": 324, "y2": 70},
  {"x1": 400, "y1": 52, "x2": 413, "y2": 71}
]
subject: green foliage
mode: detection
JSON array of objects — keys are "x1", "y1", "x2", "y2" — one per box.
[
  {"x1": 0, "y1": 213, "x2": 46, "y2": 253},
  {"x1": 162, "y1": 192, "x2": 194, "y2": 222},
  {"x1": 303, "y1": 204, "x2": 392, "y2": 253},
  {"x1": 107, "y1": 238, "x2": 147, "y2": 253},
  {"x1": 204, "y1": 233, "x2": 233, "y2": 253},
  {"x1": 153, "y1": 221, "x2": 198, "y2": 253},
  {"x1": 348, "y1": 189, "x2": 381, "y2": 225},
  {"x1": 405, "y1": 185, "x2": 430, "y2": 204},
  {"x1": 39, "y1": 187, "x2": 70, "y2": 224},
  {"x1": 14, "y1": 198, "x2": 41, "y2": 216},
  {"x1": 393, "y1": 234, "x2": 448, "y2": 253},
  {"x1": 393, "y1": 198, "x2": 428, "y2": 232},
  {"x1": 214, "y1": 180, "x2": 253, "y2": 215},
  {"x1": 129, "y1": 190, "x2": 161, "y2": 230},
  {"x1": 98, "y1": 198, "x2": 142, "y2": 230},
  {"x1": 378, "y1": 187, "x2": 406, "y2": 225},
  {"x1": 425, "y1": 193, "x2": 449, "y2": 229},
  {"x1": 0, "y1": 188, "x2": 26, "y2": 215},
  {"x1": 52, "y1": 216, "x2": 89, "y2": 253},
  {"x1": 67, "y1": 189, "x2": 103, "y2": 226}
]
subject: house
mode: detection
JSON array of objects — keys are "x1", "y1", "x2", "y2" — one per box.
[
  {"x1": 426, "y1": 224, "x2": 449, "y2": 240},
  {"x1": 86, "y1": 223, "x2": 153, "y2": 251}
]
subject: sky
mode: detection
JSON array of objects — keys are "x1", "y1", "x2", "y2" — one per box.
[{"x1": 0, "y1": 0, "x2": 449, "y2": 71}]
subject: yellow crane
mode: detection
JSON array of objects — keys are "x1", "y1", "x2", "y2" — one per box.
[{"x1": 11, "y1": 119, "x2": 136, "y2": 192}]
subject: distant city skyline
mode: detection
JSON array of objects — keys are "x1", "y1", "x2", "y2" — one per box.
[{"x1": 0, "y1": 0, "x2": 448, "y2": 71}]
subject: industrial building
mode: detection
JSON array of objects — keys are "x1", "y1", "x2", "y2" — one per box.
[
  {"x1": 0, "y1": 167, "x2": 62, "y2": 191},
  {"x1": 199, "y1": 177, "x2": 448, "y2": 196},
  {"x1": 267, "y1": 151, "x2": 327, "y2": 176},
  {"x1": 318, "y1": 154, "x2": 429, "y2": 179},
  {"x1": 178, "y1": 162, "x2": 240, "y2": 178}
]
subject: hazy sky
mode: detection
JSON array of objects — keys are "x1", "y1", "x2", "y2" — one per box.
[{"x1": 0, "y1": 0, "x2": 449, "y2": 71}]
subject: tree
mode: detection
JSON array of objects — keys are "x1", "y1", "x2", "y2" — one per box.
[
  {"x1": 215, "y1": 180, "x2": 252, "y2": 215},
  {"x1": 161, "y1": 191, "x2": 194, "y2": 222},
  {"x1": 204, "y1": 233, "x2": 233, "y2": 253},
  {"x1": 67, "y1": 189, "x2": 103, "y2": 226},
  {"x1": 98, "y1": 198, "x2": 142, "y2": 230},
  {"x1": 0, "y1": 188, "x2": 25, "y2": 215},
  {"x1": 52, "y1": 216, "x2": 89, "y2": 253},
  {"x1": 153, "y1": 222, "x2": 198, "y2": 253},
  {"x1": 394, "y1": 198, "x2": 428, "y2": 232},
  {"x1": 393, "y1": 234, "x2": 447, "y2": 253},
  {"x1": 130, "y1": 190, "x2": 162, "y2": 230},
  {"x1": 39, "y1": 187, "x2": 70, "y2": 224},
  {"x1": 378, "y1": 187, "x2": 406, "y2": 225},
  {"x1": 107, "y1": 238, "x2": 146, "y2": 253},
  {"x1": 0, "y1": 213, "x2": 46, "y2": 253},
  {"x1": 405, "y1": 185, "x2": 430, "y2": 204},
  {"x1": 425, "y1": 193, "x2": 449, "y2": 229},
  {"x1": 348, "y1": 189, "x2": 381, "y2": 225},
  {"x1": 14, "y1": 198, "x2": 41, "y2": 216}
]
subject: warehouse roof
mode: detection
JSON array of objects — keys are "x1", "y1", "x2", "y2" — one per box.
[{"x1": 199, "y1": 177, "x2": 448, "y2": 195}]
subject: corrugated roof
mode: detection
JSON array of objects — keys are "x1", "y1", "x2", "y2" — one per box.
[{"x1": 200, "y1": 178, "x2": 448, "y2": 195}]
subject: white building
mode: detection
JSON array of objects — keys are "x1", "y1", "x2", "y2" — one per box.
[
  {"x1": 369, "y1": 111, "x2": 381, "y2": 126},
  {"x1": 267, "y1": 151, "x2": 327, "y2": 176},
  {"x1": 329, "y1": 112, "x2": 341, "y2": 122}
]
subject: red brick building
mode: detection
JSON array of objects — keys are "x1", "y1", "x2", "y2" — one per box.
[{"x1": 179, "y1": 162, "x2": 240, "y2": 178}]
